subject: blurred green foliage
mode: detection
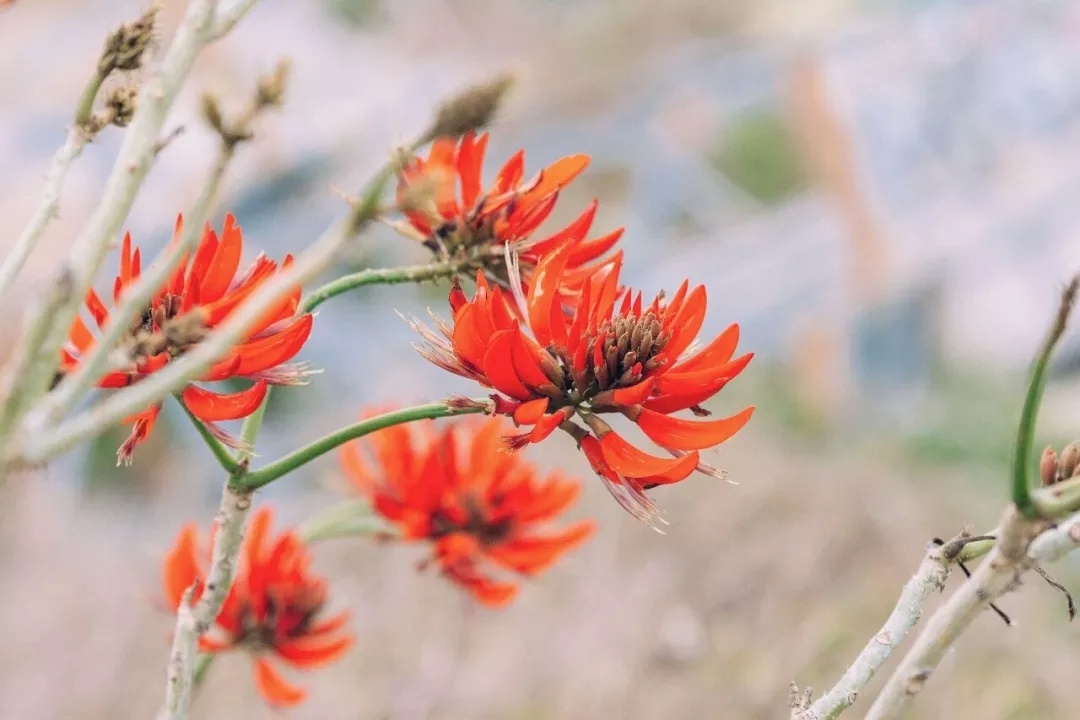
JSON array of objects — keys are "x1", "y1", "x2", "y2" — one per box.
[
  {"x1": 327, "y1": 0, "x2": 385, "y2": 27},
  {"x1": 710, "y1": 110, "x2": 808, "y2": 205},
  {"x1": 902, "y1": 369, "x2": 1071, "y2": 474}
]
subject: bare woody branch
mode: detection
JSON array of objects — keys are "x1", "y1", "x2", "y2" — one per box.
[
  {"x1": 27, "y1": 62, "x2": 290, "y2": 430},
  {"x1": 161, "y1": 484, "x2": 253, "y2": 720},
  {"x1": 863, "y1": 508, "x2": 1041, "y2": 720},
  {"x1": 1, "y1": 0, "x2": 261, "y2": 443},
  {"x1": 0, "y1": 8, "x2": 158, "y2": 306},
  {"x1": 791, "y1": 548, "x2": 952, "y2": 720}
]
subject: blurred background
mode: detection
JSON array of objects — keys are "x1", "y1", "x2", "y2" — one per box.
[{"x1": 4, "y1": 0, "x2": 1080, "y2": 717}]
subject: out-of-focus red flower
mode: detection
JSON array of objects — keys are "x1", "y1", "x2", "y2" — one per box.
[
  {"x1": 408, "y1": 243, "x2": 754, "y2": 525},
  {"x1": 393, "y1": 131, "x2": 623, "y2": 301},
  {"x1": 60, "y1": 214, "x2": 313, "y2": 463},
  {"x1": 163, "y1": 506, "x2": 353, "y2": 708},
  {"x1": 340, "y1": 416, "x2": 594, "y2": 606}
]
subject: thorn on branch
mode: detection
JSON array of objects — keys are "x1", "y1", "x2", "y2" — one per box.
[
  {"x1": 1032, "y1": 564, "x2": 1076, "y2": 620},
  {"x1": 154, "y1": 126, "x2": 186, "y2": 156},
  {"x1": 932, "y1": 536, "x2": 1012, "y2": 625}
]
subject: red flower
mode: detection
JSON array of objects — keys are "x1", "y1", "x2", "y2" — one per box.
[
  {"x1": 163, "y1": 506, "x2": 353, "y2": 708},
  {"x1": 60, "y1": 214, "x2": 313, "y2": 463},
  {"x1": 340, "y1": 416, "x2": 594, "y2": 606},
  {"x1": 393, "y1": 131, "x2": 623, "y2": 300},
  {"x1": 409, "y1": 243, "x2": 754, "y2": 525}
]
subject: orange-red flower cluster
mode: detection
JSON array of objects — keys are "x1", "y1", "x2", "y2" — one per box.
[
  {"x1": 60, "y1": 214, "x2": 312, "y2": 463},
  {"x1": 394, "y1": 131, "x2": 623, "y2": 300},
  {"x1": 164, "y1": 507, "x2": 352, "y2": 707},
  {"x1": 410, "y1": 242, "x2": 754, "y2": 524},
  {"x1": 341, "y1": 416, "x2": 594, "y2": 605}
]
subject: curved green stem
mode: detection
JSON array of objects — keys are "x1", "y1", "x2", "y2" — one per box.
[
  {"x1": 74, "y1": 72, "x2": 105, "y2": 128},
  {"x1": 1013, "y1": 277, "x2": 1079, "y2": 517},
  {"x1": 192, "y1": 653, "x2": 215, "y2": 687},
  {"x1": 178, "y1": 398, "x2": 242, "y2": 475},
  {"x1": 234, "y1": 390, "x2": 269, "y2": 468},
  {"x1": 232, "y1": 400, "x2": 487, "y2": 491},
  {"x1": 300, "y1": 260, "x2": 466, "y2": 313},
  {"x1": 298, "y1": 499, "x2": 395, "y2": 543}
]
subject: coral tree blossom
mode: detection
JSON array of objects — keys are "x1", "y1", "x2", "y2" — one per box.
[
  {"x1": 341, "y1": 416, "x2": 594, "y2": 606},
  {"x1": 163, "y1": 506, "x2": 353, "y2": 707},
  {"x1": 393, "y1": 131, "x2": 623, "y2": 297},
  {"x1": 60, "y1": 214, "x2": 313, "y2": 463},
  {"x1": 409, "y1": 242, "x2": 755, "y2": 525}
]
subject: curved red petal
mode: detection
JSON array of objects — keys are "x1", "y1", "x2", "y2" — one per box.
[
  {"x1": 609, "y1": 378, "x2": 656, "y2": 406},
  {"x1": 527, "y1": 200, "x2": 598, "y2": 257},
  {"x1": 253, "y1": 657, "x2": 306, "y2": 707},
  {"x1": 520, "y1": 154, "x2": 589, "y2": 206},
  {"x1": 569, "y1": 227, "x2": 624, "y2": 266},
  {"x1": 482, "y1": 330, "x2": 534, "y2": 401},
  {"x1": 197, "y1": 215, "x2": 243, "y2": 302},
  {"x1": 657, "y1": 353, "x2": 753, "y2": 395},
  {"x1": 635, "y1": 406, "x2": 754, "y2": 451},
  {"x1": 670, "y1": 323, "x2": 740, "y2": 374},
  {"x1": 163, "y1": 524, "x2": 202, "y2": 610},
  {"x1": 494, "y1": 149, "x2": 525, "y2": 193},
  {"x1": 599, "y1": 431, "x2": 699, "y2": 480},
  {"x1": 276, "y1": 634, "x2": 354, "y2": 669},
  {"x1": 513, "y1": 397, "x2": 549, "y2": 425},
  {"x1": 85, "y1": 288, "x2": 109, "y2": 329},
  {"x1": 657, "y1": 285, "x2": 707, "y2": 364},
  {"x1": 232, "y1": 314, "x2": 313, "y2": 376},
  {"x1": 181, "y1": 380, "x2": 268, "y2": 422}
]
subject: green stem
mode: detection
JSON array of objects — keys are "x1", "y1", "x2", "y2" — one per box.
[
  {"x1": 1013, "y1": 278, "x2": 1079, "y2": 517},
  {"x1": 232, "y1": 401, "x2": 486, "y2": 491},
  {"x1": 234, "y1": 390, "x2": 270, "y2": 467},
  {"x1": 192, "y1": 652, "x2": 215, "y2": 687},
  {"x1": 74, "y1": 72, "x2": 105, "y2": 128},
  {"x1": 178, "y1": 398, "x2": 241, "y2": 475},
  {"x1": 1032, "y1": 474, "x2": 1080, "y2": 518},
  {"x1": 300, "y1": 260, "x2": 466, "y2": 313},
  {"x1": 297, "y1": 499, "x2": 394, "y2": 543}
]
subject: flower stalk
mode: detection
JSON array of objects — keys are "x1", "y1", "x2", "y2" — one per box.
[{"x1": 233, "y1": 401, "x2": 488, "y2": 491}]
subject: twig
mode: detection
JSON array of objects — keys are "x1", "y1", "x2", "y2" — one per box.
[
  {"x1": 208, "y1": 0, "x2": 260, "y2": 39},
  {"x1": 864, "y1": 508, "x2": 1040, "y2": 720},
  {"x1": 791, "y1": 548, "x2": 951, "y2": 720},
  {"x1": 16, "y1": 215, "x2": 354, "y2": 465},
  {"x1": 5, "y1": 0, "x2": 261, "y2": 444},
  {"x1": 163, "y1": 583, "x2": 199, "y2": 719},
  {"x1": 29, "y1": 143, "x2": 236, "y2": 429},
  {"x1": 13, "y1": 134, "x2": 407, "y2": 467},
  {"x1": 161, "y1": 484, "x2": 253, "y2": 720},
  {"x1": 233, "y1": 401, "x2": 487, "y2": 491},
  {"x1": 0, "y1": 128, "x2": 90, "y2": 304},
  {"x1": 299, "y1": 259, "x2": 468, "y2": 313},
  {"x1": 179, "y1": 399, "x2": 243, "y2": 474}
]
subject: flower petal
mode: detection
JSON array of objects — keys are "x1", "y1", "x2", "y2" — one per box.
[
  {"x1": 635, "y1": 406, "x2": 755, "y2": 451},
  {"x1": 253, "y1": 657, "x2": 306, "y2": 707},
  {"x1": 599, "y1": 431, "x2": 700, "y2": 480},
  {"x1": 181, "y1": 380, "x2": 268, "y2": 422},
  {"x1": 276, "y1": 634, "x2": 354, "y2": 669},
  {"x1": 163, "y1": 524, "x2": 202, "y2": 610}
]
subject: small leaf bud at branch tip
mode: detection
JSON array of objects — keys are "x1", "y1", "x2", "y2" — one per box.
[
  {"x1": 98, "y1": 6, "x2": 159, "y2": 76},
  {"x1": 1041, "y1": 446, "x2": 1059, "y2": 487},
  {"x1": 256, "y1": 58, "x2": 291, "y2": 108},
  {"x1": 425, "y1": 73, "x2": 515, "y2": 142}
]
